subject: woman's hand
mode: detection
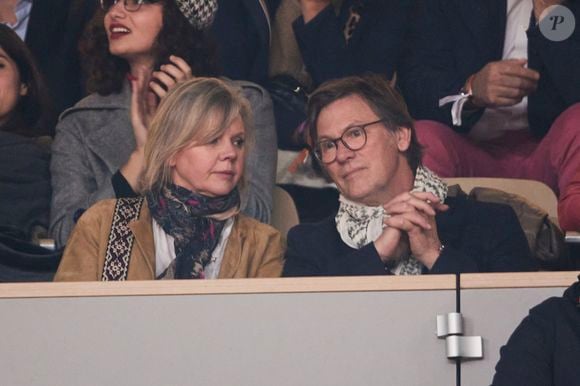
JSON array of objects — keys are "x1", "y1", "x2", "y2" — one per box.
[
  {"x1": 120, "y1": 56, "x2": 192, "y2": 192},
  {"x1": 119, "y1": 66, "x2": 156, "y2": 192},
  {"x1": 376, "y1": 191, "x2": 449, "y2": 269},
  {"x1": 149, "y1": 55, "x2": 193, "y2": 99},
  {"x1": 130, "y1": 66, "x2": 157, "y2": 150}
]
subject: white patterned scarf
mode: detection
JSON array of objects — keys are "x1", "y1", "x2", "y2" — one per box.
[{"x1": 335, "y1": 166, "x2": 448, "y2": 275}]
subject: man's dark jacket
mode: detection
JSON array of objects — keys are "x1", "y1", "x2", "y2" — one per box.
[
  {"x1": 283, "y1": 196, "x2": 536, "y2": 276},
  {"x1": 26, "y1": 0, "x2": 96, "y2": 116}
]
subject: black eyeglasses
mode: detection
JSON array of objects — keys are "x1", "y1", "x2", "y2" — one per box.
[
  {"x1": 313, "y1": 119, "x2": 386, "y2": 164},
  {"x1": 100, "y1": 0, "x2": 159, "y2": 12}
]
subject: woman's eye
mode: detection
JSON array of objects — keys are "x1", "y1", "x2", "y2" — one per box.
[
  {"x1": 233, "y1": 137, "x2": 245, "y2": 148},
  {"x1": 208, "y1": 137, "x2": 219, "y2": 145}
]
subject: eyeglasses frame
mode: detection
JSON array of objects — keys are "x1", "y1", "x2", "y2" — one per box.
[
  {"x1": 313, "y1": 118, "x2": 387, "y2": 164},
  {"x1": 100, "y1": 0, "x2": 152, "y2": 13}
]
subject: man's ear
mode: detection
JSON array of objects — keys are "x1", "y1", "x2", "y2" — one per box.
[
  {"x1": 395, "y1": 127, "x2": 411, "y2": 152},
  {"x1": 20, "y1": 83, "x2": 28, "y2": 96}
]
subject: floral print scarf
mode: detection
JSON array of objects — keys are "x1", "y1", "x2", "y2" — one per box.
[{"x1": 146, "y1": 184, "x2": 240, "y2": 279}]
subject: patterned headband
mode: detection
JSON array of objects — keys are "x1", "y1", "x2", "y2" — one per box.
[{"x1": 174, "y1": 0, "x2": 218, "y2": 30}]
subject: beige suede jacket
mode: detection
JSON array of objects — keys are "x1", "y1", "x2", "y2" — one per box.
[{"x1": 54, "y1": 199, "x2": 285, "y2": 281}]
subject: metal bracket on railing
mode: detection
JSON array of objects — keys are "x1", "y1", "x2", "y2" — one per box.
[
  {"x1": 436, "y1": 312, "x2": 483, "y2": 359},
  {"x1": 436, "y1": 312, "x2": 463, "y2": 338}
]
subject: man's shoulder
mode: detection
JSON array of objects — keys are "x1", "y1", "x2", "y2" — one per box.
[
  {"x1": 446, "y1": 195, "x2": 516, "y2": 218},
  {"x1": 287, "y1": 215, "x2": 338, "y2": 243},
  {"x1": 439, "y1": 195, "x2": 521, "y2": 236}
]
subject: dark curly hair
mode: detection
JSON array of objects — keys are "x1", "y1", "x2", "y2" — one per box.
[
  {"x1": 80, "y1": 0, "x2": 219, "y2": 95},
  {"x1": 0, "y1": 25, "x2": 54, "y2": 137}
]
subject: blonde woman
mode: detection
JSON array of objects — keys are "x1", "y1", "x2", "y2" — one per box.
[{"x1": 55, "y1": 78, "x2": 284, "y2": 281}]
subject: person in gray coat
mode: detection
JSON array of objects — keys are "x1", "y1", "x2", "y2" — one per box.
[{"x1": 50, "y1": 0, "x2": 277, "y2": 247}]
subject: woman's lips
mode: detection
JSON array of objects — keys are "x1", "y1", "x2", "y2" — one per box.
[
  {"x1": 109, "y1": 24, "x2": 130, "y2": 40},
  {"x1": 214, "y1": 171, "x2": 235, "y2": 178}
]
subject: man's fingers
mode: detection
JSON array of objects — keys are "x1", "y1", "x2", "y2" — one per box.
[
  {"x1": 494, "y1": 85, "x2": 528, "y2": 99},
  {"x1": 386, "y1": 212, "x2": 432, "y2": 232},
  {"x1": 499, "y1": 62, "x2": 540, "y2": 82},
  {"x1": 499, "y1": 75, "x2": 538, "y2": 92},
  {"x1": 384, "y1": 191, "x2": 446, "y2": 217},
  {"x1": 385, "y1": 199, "x2": 436, "y2": 217},
  {"x1": 384, "y1": 191, "x2": 440, "y2": 206}
]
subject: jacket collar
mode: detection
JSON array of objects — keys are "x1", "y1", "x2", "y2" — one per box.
[
  {"x1": 217, "y1": 217, "x2": 245, "y2": 278},
  {"x1": 127, "y1": 201, "x2": 156, "y2": 279}
]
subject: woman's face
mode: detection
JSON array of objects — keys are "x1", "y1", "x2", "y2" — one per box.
[
  {"x1": 104, "y1": 1, "x2": 164, "y2": 68},
  {"x1": 169, "y1": 115, "x2": 246, "y2": 197},
  {"x1": 0, "y1": 46, "x2": 27, "y2": 126}
]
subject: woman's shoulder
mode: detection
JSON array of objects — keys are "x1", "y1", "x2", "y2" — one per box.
[
  {"x1": 235, "y1": 213, "x2": 280, "y2": 238},
  {"x1": 58, "y1": 86, "x2": 130, "y2": 121},
  {"x1": 76, "y1": 198, "x2": 149, "y2": 233},
  {"x1": 76, "y1": 199, "x2": 119, "y2": 224},
  {"x1": 54, "y1": 88, "x2": 132, "y2": 140}
]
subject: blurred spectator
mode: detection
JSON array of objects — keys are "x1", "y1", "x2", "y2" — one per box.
[
  {"x1": 211, "y1": 0, "x2": 281, "y2": 86},
  {"x1": 0, "y1": 24, "x2": 54, "y2": 241},
  {"x1": 293, "y1": 0, "x2": 411, "y2": 88},
  {"x1": 491, "y1": 276, "x2": 580, "y2": 386},
  {"x1": 50, "y1": 0, "x2": 276, "y2": 247},
  {"x1": 399, "y1": 0, "x2": 580, "y2": 231},
  {"x1": 0, "y1": 24, "x2": 62, "y2": 282},
  {"x1": 1, "y1": 0, "x2": 97, "y2": 116}
]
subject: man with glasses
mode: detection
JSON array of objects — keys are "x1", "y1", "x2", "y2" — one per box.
[{"x1": 283, "y1": 74, "x2": 535, "y2": 277}]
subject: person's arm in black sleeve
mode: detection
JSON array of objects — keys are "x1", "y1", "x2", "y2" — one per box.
[
  {"x1": 428, "y1": 246, "x2": 479, "y2": 274},
  {"x1": 111, "y1": 170, "x2": 139, "y2": 198},
  {"x1": 483, "y1": 203, "x2": 537, "y2": 272},
  {"x1": 429, "y1": 200, "x2": 535, "y2": 274},
  {"x1": 398, "y1": 0, "x2": 483, "y2": 132},
  {"x1": 282, "y1": 224, "x2": 388, "y2": 277},
  {"x1": 491, "y1": 300, "x2": 556, "y2": 386}
]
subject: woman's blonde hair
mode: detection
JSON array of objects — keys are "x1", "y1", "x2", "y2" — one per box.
[{"x1": 141, "y1": 77, "x2": 253, "y2": 193}]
